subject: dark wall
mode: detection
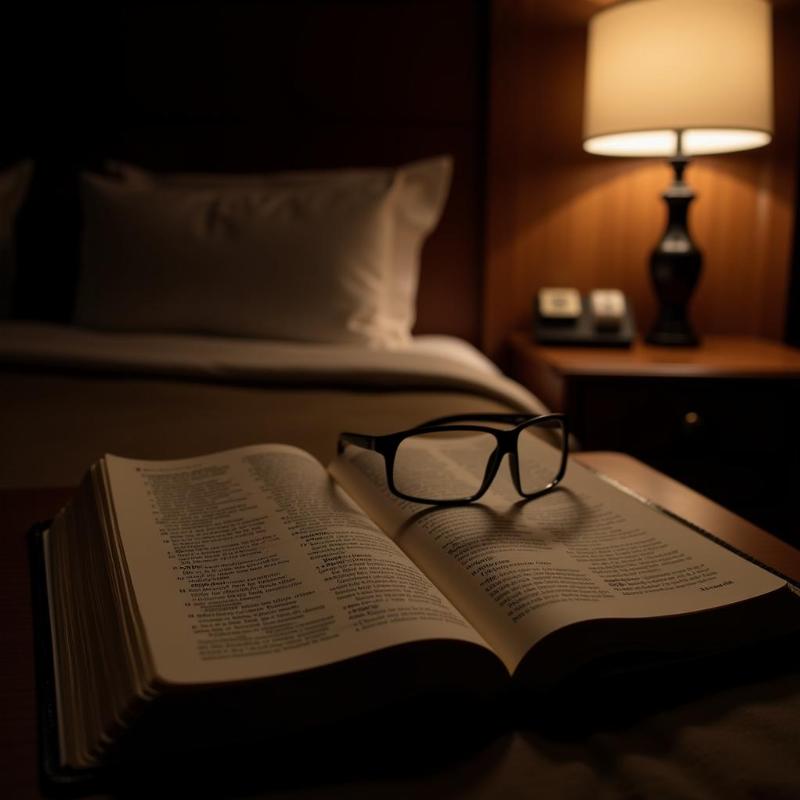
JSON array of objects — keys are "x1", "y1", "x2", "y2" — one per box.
[{"x1": 4, "y1": 1, "x2": 487, "y2": 342}]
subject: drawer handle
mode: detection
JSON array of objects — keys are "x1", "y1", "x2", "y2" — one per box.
[{"x1": 683, "y1": 410, "x2": 702, "y2": 428}]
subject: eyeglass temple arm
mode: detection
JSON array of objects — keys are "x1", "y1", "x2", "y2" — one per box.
[
  {"x1": 337, "y1": 432, "x2": 377, "y2": 455},
  {"x1": 420, "y1": 412, "x2": 545, "y2": 427}
]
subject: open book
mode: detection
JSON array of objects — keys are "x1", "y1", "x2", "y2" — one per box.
[{"x1": 44, "y1": 436, "x2": 800, "y2": 770}]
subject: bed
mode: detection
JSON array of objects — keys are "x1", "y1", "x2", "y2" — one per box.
[{"x1": 0, "y1": 147, "x2": 547, "y2": 485}]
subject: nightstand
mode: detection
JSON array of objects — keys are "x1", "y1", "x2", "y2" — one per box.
[{"x1": 508, "y1": 331, "x2": 800, "y2": 543}]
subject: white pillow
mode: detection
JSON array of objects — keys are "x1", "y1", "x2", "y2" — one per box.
[
  {"x1": 75, "y1": 157, "x2": 452, "y2": 345},
  {"x1": 0, "y1": 161, "x2": 33, "y2": 317}
]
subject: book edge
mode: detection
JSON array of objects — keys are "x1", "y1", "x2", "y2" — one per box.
[{"x1": 27, "y1": 521, "x2": 106, "y2": 794}]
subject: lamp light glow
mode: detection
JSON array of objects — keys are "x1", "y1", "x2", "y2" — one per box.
[{"x1": 584, "y1": 129, "x2": 772, "y2": 158}]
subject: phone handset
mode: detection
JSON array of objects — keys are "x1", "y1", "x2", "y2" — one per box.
[
  {"x1": 589, "y1": 289, "x2": 627, "y2": 331},
  {"x1": 534, "y1": 287, "x2": 635, "y2": 346}
]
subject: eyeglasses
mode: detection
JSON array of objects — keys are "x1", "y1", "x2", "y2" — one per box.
[{"x1": 338, "y1": 413, "x2": 568, "y2": 506}]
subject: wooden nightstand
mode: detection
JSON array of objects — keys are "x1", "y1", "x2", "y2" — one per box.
[{"x1": 508, "y1": 331, "x2": 800, "y2": 543}]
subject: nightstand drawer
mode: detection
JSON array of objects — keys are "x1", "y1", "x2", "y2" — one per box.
[
  {"x1": 575, "y1": 377, "x2": 798, "y2": 458},
  {"x1": 507, "y1": 332, "x2": 800, "y2": 542}
]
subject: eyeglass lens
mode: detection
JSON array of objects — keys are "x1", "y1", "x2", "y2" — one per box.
[
  {"x1": 516, "y1": 418, "x2": 566, "y2": 495},
  {"x1": 391, "y1": 418, "x2": 566, "y2": 502},
  {"x1": 393, "y1": 429, "x2": 496, "y2": 502}
]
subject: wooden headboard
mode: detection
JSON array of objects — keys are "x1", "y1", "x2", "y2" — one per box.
[{"x1": 6, "y1": 1, "x2": 487, "y2": 345}]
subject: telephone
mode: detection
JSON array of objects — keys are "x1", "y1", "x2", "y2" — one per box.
[{"x1": 534, "y1": 288, "x2": 635, "y2": 346}]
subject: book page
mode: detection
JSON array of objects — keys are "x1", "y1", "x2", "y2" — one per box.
[
  {"x1": 104, "y1": 445, "x2": 491, "y2": 685},
  {"x1": 329, "y1": 432, "x2": 785, "y2": 673}
]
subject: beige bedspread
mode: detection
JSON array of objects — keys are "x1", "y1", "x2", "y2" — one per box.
[
  {"x1": 0, "y1": 324, "x2": 544, "y2": 487},
  {"x1": 0, "y1": 373, "x2": 524, "y2": 487}
]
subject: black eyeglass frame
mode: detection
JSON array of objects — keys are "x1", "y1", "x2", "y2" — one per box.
[{"x1": 338, "y1": 412, "x2": 569, "y2": 506}]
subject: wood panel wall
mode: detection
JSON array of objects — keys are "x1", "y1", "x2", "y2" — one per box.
[{"x1": 484, "y1": 0, "x2": 800, "y2": 361}]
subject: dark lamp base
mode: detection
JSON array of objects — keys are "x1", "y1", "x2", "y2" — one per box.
[
  {"x1": 646, "y1": 325, "x2": 699, "y2": 347},
  {"x1": 647, "y1": 151, "x2": 702, "y2": 349}
]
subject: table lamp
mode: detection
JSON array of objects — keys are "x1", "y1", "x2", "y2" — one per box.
[{"x1": 582, "y1": 0, "x2": 773, "y2": 346}]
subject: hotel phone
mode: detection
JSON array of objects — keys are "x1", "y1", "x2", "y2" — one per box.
[{"x1": 534, "y1": 288, "x2": 635, "y2": 346}]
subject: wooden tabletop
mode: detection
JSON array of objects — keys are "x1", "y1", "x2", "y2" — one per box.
[{"x1": 509, "y1": 331, "x2": 800, "y2": 379}]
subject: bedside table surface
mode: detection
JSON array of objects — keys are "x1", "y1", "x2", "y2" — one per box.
[{"x1": 509, "y1": 331, "x2": 800, "y2": 378}]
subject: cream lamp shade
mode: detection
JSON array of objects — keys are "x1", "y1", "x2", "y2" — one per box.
[{"x1": 583, "y1": 0, "x2": 774, "y2": 157}]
